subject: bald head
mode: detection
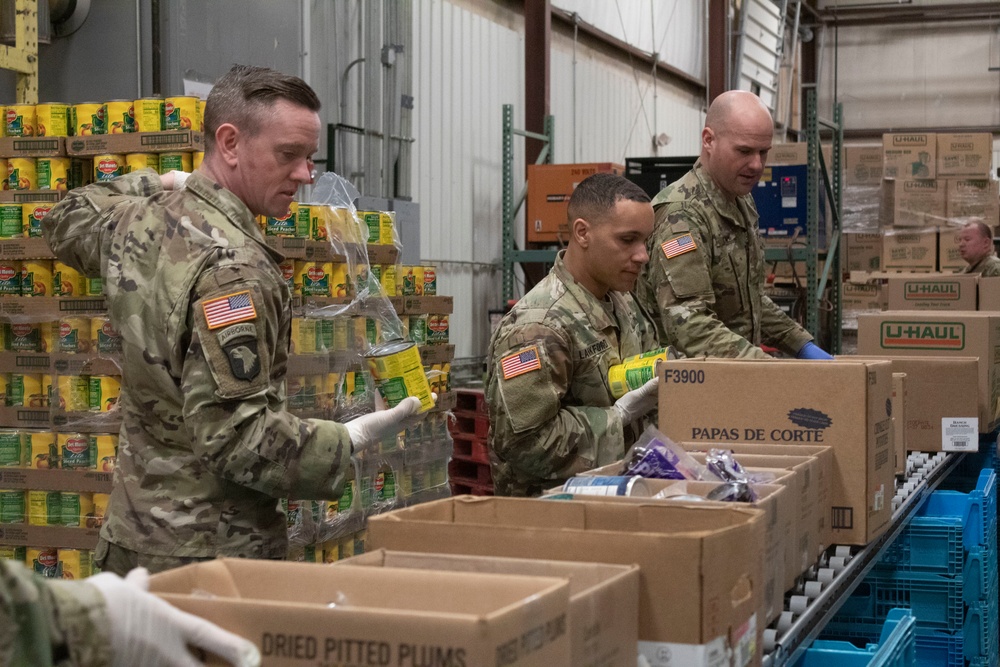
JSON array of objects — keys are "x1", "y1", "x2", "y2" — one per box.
[
  {"x1": 958, "y1": 220, "x2": 996, "y2": 265},
  {"x1": 701, "y1": 91, "x2": 774, "y2": 199}
]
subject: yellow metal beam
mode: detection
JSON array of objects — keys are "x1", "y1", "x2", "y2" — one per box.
[{"x1": 0, "y1": 0, "x2": 38, "y2": 104}]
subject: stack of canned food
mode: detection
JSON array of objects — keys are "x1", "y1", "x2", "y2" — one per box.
[
  {"x1": 2, "y1": 96, "x2": 202, "y2": 138},
  {"x1": 261, "y1": 205, "x2": 397, "y2": 246},
  {"x1": 0, "y1": 260, "x2": 104, "y2": 297},
  {"x1": 3, "y1": 151, "x2": 204, "y2": 192},
  {"x1": 1, "y1": 546, "x2": 98, "y2": 579},
  {"x1": 0, "y1": 371, "x2": 120, "y2": 412},
  {"x1": 0, "y1": 317, "x2": 121, "y2": 354}
]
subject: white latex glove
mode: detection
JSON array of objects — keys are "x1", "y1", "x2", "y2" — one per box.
[
  {"x1": 161, "y1": 170, "x2": 191, "y2": 191},
  {"x1": 87, "y1": 568, "x2": 261, "y2": 667},
  {"x1": 346, "y1": 394, "x2": 434, "y2": 453},
  {"x1": 613, "y1": 377, "x2": 659, "y2": 425}
]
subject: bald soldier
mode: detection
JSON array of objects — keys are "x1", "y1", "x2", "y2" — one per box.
[
  {"x1": 487, "y1": 173, "x2": 661, "y2": 496},
  {"x1": 958, "y1": 220, "x2": 1000, "y2": 276},
  {"x1": 635, "y1": 90, "x2": 832, "y2": 360}
]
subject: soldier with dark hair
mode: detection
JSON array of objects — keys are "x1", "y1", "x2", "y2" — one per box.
[
  {"x1": 958, "y1": 220, "x2": 1000, "y2": 276},
  {"x1": 44, "y1": 65, "x2": 428, "y2": 576},
  {"x1": 486, "y1": 173, "x2": 661, "y2": 497},
  {"x1": 635, "y1": 90, "x2": 829, "y2": 360}
]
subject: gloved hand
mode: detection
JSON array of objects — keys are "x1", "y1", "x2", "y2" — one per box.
[
  {"x1": 161, "y1": 170, "x2": 191, "y2": 190},
  {"x1": 796, "y1": 341, "x2": 834, "y2": 360},
  {"x1": 87, "y1": 567, "x2": 260, "y2": 667},
  {"x1": 613, "y1": 377, "x2": 659, "y2": 425},
  {"x1": 345, "y1": 394, "x2": 434, "y2": 453}
]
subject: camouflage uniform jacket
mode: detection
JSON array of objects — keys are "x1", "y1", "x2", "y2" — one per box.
[
  {"x1": 635, "y1": 160, "x2": 813, "y2": 358},
  {"x1": 0, "y1": 559, "x2": 111, "y2": 667},
  {"x1": 486, "y1": 251, "x2": 659, "y2": 496},
  {"x1": 44, "y1": 169, "x2": 353, "y2": 559},
  {"x1": 962, "y1": 254, "x2": 1000, "y2": 277}
]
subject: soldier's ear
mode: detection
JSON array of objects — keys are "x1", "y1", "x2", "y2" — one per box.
[
  {"x1": 572, "y1": 217, "x2": 590, "y2": 248},
  {"x1": 702, "y1": 126, "x2": 714, "y2": 152},
  {"x1": 215, "y1": 123, "x2": 240, "y2": 168}
]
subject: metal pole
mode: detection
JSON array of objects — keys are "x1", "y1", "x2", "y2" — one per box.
[{"x1": 502, "y1": 105, "x2": 515, "y2": 303}]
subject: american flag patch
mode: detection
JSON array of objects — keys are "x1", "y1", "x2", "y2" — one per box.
[
  {"x1": 501, "y1": 346, "x2": 541, "y2": 380},
  {"x1": 662, "y1": 233, "x2": 697, "y2": 259},
  {"x1": 202, "y1": 291, "x2": 257, "y2": 330}
]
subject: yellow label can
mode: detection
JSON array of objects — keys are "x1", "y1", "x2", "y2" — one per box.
[
  {"x1": 36, "y1": 157, "x2": 70, "y2": 191},
  {"x1": 289, "y1": 318, "x2": 317, "y2": 355},
  {"x1": 400, "y1": 265, "x2": 421, "y2": 296},
  {"x1": 104, "y1": 100, "x2": 136, "y2": 133},
  {"x1": 27, "y1": 490, "x2": 61, "y2": 526},
  {"x1": 365, "y1": 340, "x2": 434, "y2": 412},
  {"x1": 164, "y1": 96, "x2": 200, "y2": 131},
  {"x1": 26, "y1": 430, "x2": 56, "y2": 468},
  {"x1": 73, "y1": 102, "x2": 106, "y2": 135},
  {"x1": 0, "y1": 545, "x2": 26, "y2": 562},
  {"x1": 22, "y1": 202, "x2": 53, "y2": 238},
  {"x1": 0, "y1": 158, "x2": 7, "y2": 187},
  {"x1": 59, "y1": 493, "x2": 94, "y2": 528},
  {"x1": 133, "y1": 97, "x2": 164, "y2": 132},
  {"x1": 27, "y1": 547, "x2": 60, "y2": 577},
  {"x1": 0, "y1": 204, "x2": 23, "y2": 238},
  {"x1": 35, "y1": 103, "x2": 70, "y2": 137},
  {"x1": 379, "y1": 211, "x2": 396, "y2": 245},
  {"x1": 59, "y1": 316, "x2": 91, "y2": 352},
  {"x1": 5, "y1": 104, "x2": 36, "y2": 137},
  {"x1": 192, "y1": 151, "x2": 204, "y2": 170},
  {"x1": 158, "y1": 151, "x2": 192, "y2": 174},
  {"x1": 88, "y1": 375, "x2": 121, "y2": 412},
  {"x1": 278, "y1": 260, "x2": 295, "y2": 291},
  {"x1": 90, "y1": 316, "x2": 122, "y2": 354},
  {"x1": 607, "y1": 348, "x2": 670, "y2": 399},
  {"x1": 295, "y1": 261, "x2": 333, "y2": 297},
  {"x1": 89, "y1": 433, "x2": 117, "y2": 472},
  {"x1": 92, "y1": 493, "x2": 110, "y2": 527},
  {"x1": 359, "y1": 211, "x2": 380, "y2": 243},
  {"x1": 380, "y1": 264, "x2": 398, "y2": 296},
  {"x1": 58, "y1": 432, "x2": 91, "y2": 470},
  {"x1": 0, "y1": 489, "x2": 25, "y2": 523},
  {"x1": 57, "y1": 548, "x2": 92, "y2": 579},
  {"x1": 11, "y1": 371, "x2": 44, "y2": 404},
  {"x1": 8, "y1": 157, "x2": 37, "y2": 190},
  {"x1": 56, "y1": 374, "x2": 90, "y2": 412},
  {"x1": 422, "y1": 265, "x2": 437, "y2": 296},
  {"x1": 93, "y1": 154, "x2": 126, "y2": 182},
  {"x1": 265, "y1": 202, "x2": 299, "y2": 237},
  {"x1": 21, "y1": 259, "x2": 53, "y2": 297},
  {"x1": 53, "y1": 263, "x2": 86, "y2": 298},
  {"x1": 125, "y1": 152, "x2": 159, "y2": 173}
]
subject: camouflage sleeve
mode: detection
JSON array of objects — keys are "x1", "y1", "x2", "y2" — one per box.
[
  {"x1": 982, "y1": 259, "x2": 1000, "y2": 277},
  {"x1": 0, "y1": 560, "x2": 112, "y2": 667},
  {"x1": 760, "y1": 295, "x2": 813, "y2": 355},
  {"x1": 487, "y1": 322, "x2": 625, "y2": 487},
  {"x1": 181, "y1": 263, "x2": 352, "y2": 501},
  {"x1": 645, "y1": 206, "x2": 771, "y2": 359},
  {"x1": 42, "y1": 169, "x2": 164, "y2": 277}
]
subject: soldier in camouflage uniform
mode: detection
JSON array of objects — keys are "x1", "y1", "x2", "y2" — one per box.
[
  {"x1": 0, "y1": 559, "x2": 258, "y2": 666},
  {"x1": 635, "y1": 90, "x2": 830, "y2": 360},
  {"x1": 487, "y1": 174, "x2": 662, "y2": 496},
  {"x1": 958, "y1": 221, "x2": 1000, "y2": 277},
  {"x1": 43, "y1": 66, "x2": 427, "y2": 576}
]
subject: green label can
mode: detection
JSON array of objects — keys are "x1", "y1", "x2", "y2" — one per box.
[
  {"x1": 0, "y1": 489, "x2": 25, "y2": 523},
  {"x1": 0, "y1": 204, "x2": 23, "y2": 238},
  {"x1": 59, "y1": 491, "x2": 94, "y2": 527},
  {"x1": 360, "y1": 211, "x2": 380, "y2": 243},
  {"x1": 0, "y1": 429, "x2": 22, "y2": 466},
  {"x1": 0, "y1": 545, "x2": 26, "y2": 562},
  {"x1": 37, "y1": 157, "x2": 70, "y2": 191},
  {"x1": 27, "y1": 490, "x2": 61, "y2": 526},
  {"x1": 408, "y1": 315, "x2": 427, "y2": 344}
]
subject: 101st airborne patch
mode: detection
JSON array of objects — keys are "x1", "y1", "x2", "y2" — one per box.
[
  {"x1": 500, "y1": 345, "x2": 541, "y2": 380},
  {"x1": 217, "y1": 322, "x2": 260, "y2": 381}
]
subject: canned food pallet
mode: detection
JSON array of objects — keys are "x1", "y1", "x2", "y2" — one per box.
[
  {"x1": 762, "y1": 451, "x2": 962, "y2": 666},
  {"x1": 0, "y1": 136, "x2": 67, "y2": 158}
]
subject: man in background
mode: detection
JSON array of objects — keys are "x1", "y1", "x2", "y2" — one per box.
[{"x1": 958, "y1": 220, "x2": 1000, "y2": 276}]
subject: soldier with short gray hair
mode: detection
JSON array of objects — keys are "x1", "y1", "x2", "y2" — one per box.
[{"x1": 958, "y1": 220, "x2": 1000, "y2": 276}]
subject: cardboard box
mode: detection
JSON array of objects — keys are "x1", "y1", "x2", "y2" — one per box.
[
  {"x1": 340, "y1": 550, "x2": 639, "y2": 667},
  {"x1": 843, "y1": 185, "x2": 882, "y2": 232},
  {"x1": 980, "y1": 277, "x2": 1000, "y2": 311},
  {"x1": 947, "y1": 179, "x2": 1000, "y2": 225},
  {"x1": 0, "y1": 190, "x2": 65, "y2": 204},
  {"x1": 892, "y1": 373, "x2": 907, "y2": 474},
  {"x1": 0, "y1": 136, "x2": 66, "y2": 157},
  {"x1": 368, "y1": 496, "x2": 766, "y2": 667},
  {"x1": 937, "y1": 133, "x2": 994, "y2": 178},
  {"x1": 658, "y1": 358, "x2": 895, "y2": 545},
  {"x1": 883, "y1": 133, "x2": 936, "y2": 180},
  {"x1": 885, "y1": 273, "x2": 978, "y2": 310},
  {"x1": 842, "y1": 281, "x2": 886, "y2": 312},
  {"x1": 880, "y1": 178, "x2": 947, "y2": 228},
  {"x1": 856, "y1": 311, "x2": 999, "y2": 433},
  {"x1": 938, "y1": 226, "x2": 966, "y2": 272},
  {"x1": 65, "y1": 130, "x2": 204, "y2": 157},
  {"x1": 768, "y1": 143, "x2": 808, "y2": 165},
  {"x1": 845, "y1": 146, "x2": 884, "y2": 186},
  {"x1": 526, "y1": 163, "x2": 625, "y2": 243},
  {"x1": 881, "y1": 227, "x2": 938, "y2": 272},
  {"x1": 149, "y1": 558, "x2": 572, "y2": 667},
  {"x1": 0, "y1": 467, "x2": 112, "y2": 493},
  {"x1": 844, "y1": 232, "x2": 883, "y2": 272},
  {"x1": 846, "y1": 356, "x2": 979, "y2": 453}
]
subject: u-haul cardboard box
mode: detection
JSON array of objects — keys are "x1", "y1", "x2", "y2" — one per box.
[
  {"x1": 938, "y1": 226, "x2": 966, "y2": 272},
  {"x1": 937, "y1": 133, "x2": 994, "y2": 178},
  {"x1": 882, "y1": 227, "x2": 938, "y2": 272},
  {"x1": 843, "y1": 281, "x2": 886, "y2": 312},
  {"x1": 845, "y1": 146, "x2": 884, "y2": 186},
  {"x1": 881, "y1": 178, "x2": 947, "y2": 227},
  {"x1": 368, "y1": 496, "x2": 766, "y2": 667},
  {"x1": 947, "y1": 179, "x2": 1000, "y2": 225},
  {"x1": 658, "y1": 359, "x2": 895, "y2": 546},
  {"x1": 844, "y1": 232, "x2": 884, "y2": 272},
  {"x1": 340, "y1": 550, "x2": 640, "y2": 667},
  {"x1": 149, "y1": 558, "x2": 572, "y2": 666},
  {"x1": 980, "y1": 277, "x2": 1000, "y2": 312},
  {"x1": 883, "y1": 133, "x2": 936, "y2": 180},
  {"x1": 856, "y1": 311, "x2": 1000, "y2": 433},
  {"x1": 884, "y1": 273, "x2": 978, "y2": 310},
  {"x1": 892, "y1": 373, "x2": 907, "y2": 474}
]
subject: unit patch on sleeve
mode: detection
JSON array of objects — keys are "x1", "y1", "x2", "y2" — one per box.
[
  {"x1": 501, "y1": 345, "x2": 542, "y2": 380},
  {"x1": 202, "y1": 290, "x2": 257, "y2": 330},
  {"x1": 661, "y1": 233, "x2": 697, "y2": 259},
  {"x1": 217, "y1": 322, "x2": 260, "y2": 381}
]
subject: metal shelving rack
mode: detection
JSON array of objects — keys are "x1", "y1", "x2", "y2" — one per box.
[
  {"x1": 763, "y1": 89, "x2": 844, "y2": 353},
  {"x1": 501, "y1": 104, "x2": 556, "y2": 303},
  {"x1": 0, "y1": 0, "x2": 40, "y2": 104}
]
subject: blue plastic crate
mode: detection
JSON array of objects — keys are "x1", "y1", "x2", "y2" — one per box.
[
  {"x1": 914, "y1": 631, "x2": 963, "y2": 667},
  {"x1": 877, "y1": 516, "x2": 965, "y2": 575},
  {"x1": 963, "y1": 597, "x2": 1000, "y2": 661},
  {"x1": 796, "y1": 609, "x2": 916, "y2": 667},
  {"x1": 863, "y1": 571, "x2": 965, "y2": 631},
  {"x1": 963, "y1": 546, "x2": 999, "y2": 604},
  {"x1": 919, "y1": 469, "x2": 996, "y2": 552}
]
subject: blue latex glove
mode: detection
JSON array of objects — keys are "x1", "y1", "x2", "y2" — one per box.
[{"x1": 796, "y1": 341, "x2": 834, "y2": 360}]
